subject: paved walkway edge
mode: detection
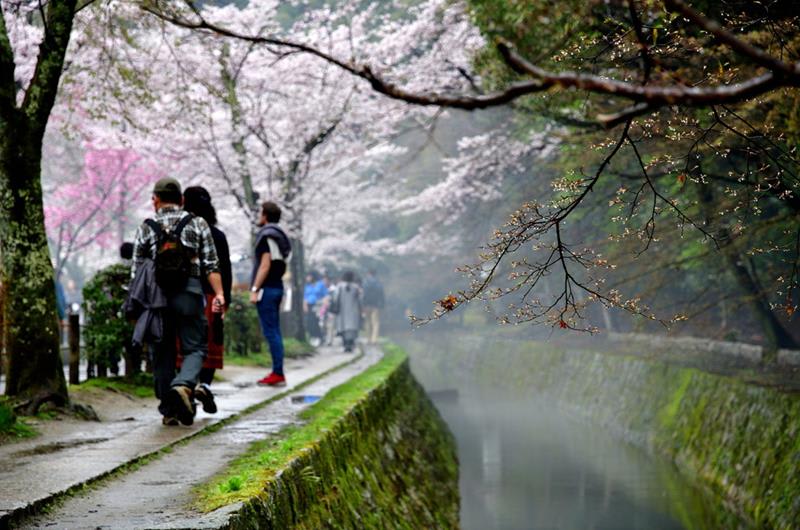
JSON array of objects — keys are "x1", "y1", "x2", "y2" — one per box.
[{"x1": 1, "y1": 352, "x2": 364, "y2": 530}]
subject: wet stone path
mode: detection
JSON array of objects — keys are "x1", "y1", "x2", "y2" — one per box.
[{"x1": 1, "y1": 346, "x2": 377, "y2": 529}]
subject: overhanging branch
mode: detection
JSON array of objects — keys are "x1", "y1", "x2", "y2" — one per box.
[{"x1": 142, "y1": 1, "x2": 800, "y2": 128}]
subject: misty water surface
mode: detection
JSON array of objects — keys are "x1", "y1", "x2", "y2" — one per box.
[{"x1": 403, "y1": 336, "x2": 745, "y2": 530}]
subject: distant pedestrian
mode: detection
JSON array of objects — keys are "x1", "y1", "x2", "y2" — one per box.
[
  {"x1": 178, "y1": 186, "x2": 233, "y2": 415},
  {"x1": 362, "y1": 269, "x2": 385, "y2": 344},
  {"x1": 303, "y1": 271, "x2": 327, "y2": 345},
  {"x1": 119, "y1": 242, "x2": 134, "y2": 266},
  {"x1": 55, "y1": 278, "x2": 67, "y2": 344},
  {"x1": 119, "y1": 241, "x2": 142, "y2": 375},
  {"x1": 333, "y1": 271, "x2": 362, "y2": 353},
  {"x1": 320, "y1": 271, "x2": 337, "y2": 346},
  {"x1": 250, "y1": 201, "x2": 292, "y2": 386},
  {"x1": 129, "y1": 177, "x2": 225, "y2": 426}
]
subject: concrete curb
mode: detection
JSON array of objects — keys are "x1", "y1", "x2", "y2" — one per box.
[
  {"x1": 0, "y1": 352, "x2": 364, "y2": 530},
  {"x1": 606, "y1": 331, "x2": 767, "y2": 364}
]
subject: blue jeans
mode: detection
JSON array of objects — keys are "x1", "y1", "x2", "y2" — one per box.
[{"x1": 257, "y1": 287, "x2": 284, "y2": 375}]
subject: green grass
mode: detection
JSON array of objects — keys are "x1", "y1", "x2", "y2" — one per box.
[
  {"x1": 0, "y1": 398, "x2": 37, "y2": 441},
  {"x1": 74, "y1": 372, "x2": 154, "y2": 399},
  {"x1": 195, "y1": 344, "x2": 406, "y2": 512},
  {"x1": 225, "y1": 351, "x2": 274, "y2": 368},
  {"x1": 226, "y1": 338, "x2": 316, "y2": 368}
]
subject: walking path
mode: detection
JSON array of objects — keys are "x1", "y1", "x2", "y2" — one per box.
[{"x1": 0, "y1": 346, "x2": 372, "y2": 528}]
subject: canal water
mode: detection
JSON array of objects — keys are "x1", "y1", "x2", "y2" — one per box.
[{"x1": 403, "y1": 336, "x2": 743, "y2": 530}]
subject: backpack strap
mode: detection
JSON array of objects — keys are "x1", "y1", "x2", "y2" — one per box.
[
  {"x1": 144, "y1": 219, "x2": 162, "y2": 240},
  {"x1": 172, "y1": 214, "x2": 194, "y2": 237}
]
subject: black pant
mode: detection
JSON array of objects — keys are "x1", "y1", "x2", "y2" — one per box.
[
  {"x1": 199, "y1": 367, "x2": 215, "y2": 385},
  {"x1": 153, "y1": 290, "x2": 207, "y2": 416},
  {"x1": 305, "y1": 308, "x2": 323, "y2": 339}
]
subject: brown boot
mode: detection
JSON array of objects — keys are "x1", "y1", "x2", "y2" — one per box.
[{"x1": 168, "y1": 385, "x2": 196, "y2": 426}]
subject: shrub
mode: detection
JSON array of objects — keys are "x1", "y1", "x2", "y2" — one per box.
[
  {"x1": 82, "y1": 264, "x2": 133, "y2": 372},
  {"x1": 224, "y1": 291, "x2": 263, "y2": 356}
]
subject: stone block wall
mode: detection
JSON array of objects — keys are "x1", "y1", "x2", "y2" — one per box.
[
  {"x1": 411, "y1": 335, "x2": 800, "y2": 529},
  {"x1": 222, "y1": 352, "x2": 459, "y2": 529}
]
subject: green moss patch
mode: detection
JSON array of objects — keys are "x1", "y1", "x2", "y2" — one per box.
[
  {"x1": 74, "y1": 373, "x2": 154, "y2": 399},
  {"x1": 196, "y1": 344, "x2": 459, "y2": 529},
  {"x1": 0, "y1": 398, "x2": 37, "y2": 442}
]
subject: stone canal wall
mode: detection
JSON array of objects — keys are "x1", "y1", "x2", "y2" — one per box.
[
  {"x1": 409, "y1": 335, "x2": 800, "y2": 530},
  {"x1": 222, "y1": 346, "x2": 459, "y2": 529}
]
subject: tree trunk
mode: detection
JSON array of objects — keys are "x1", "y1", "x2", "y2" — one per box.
[
  {"x1": 698, "y1": 184, "x2": 797, "y2": 353},
  {"x1": 287, "y1": 237, "x2": 306, "y2": 341},
  {"x1": 0, "y1": 116, "x2": 68, "y2": 404},
  {"x1": 0, "y1": 274, "x2": 5, "y2": 377},
  {"x1": 720, "y1": 245, "x2": 797, "y2": 352}
]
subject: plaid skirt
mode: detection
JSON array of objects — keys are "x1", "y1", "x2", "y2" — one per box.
[{"x1": 177, "y1": 293, "x2": 224, "y2": 370}]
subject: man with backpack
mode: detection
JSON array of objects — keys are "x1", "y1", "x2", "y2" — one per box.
[{"x1": 130, "y1": 178, "x2": 224, "y2": 426}]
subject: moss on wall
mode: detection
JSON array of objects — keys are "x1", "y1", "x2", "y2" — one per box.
[
  {"x1": 213, "y1": 345, "x2": 459, "y2": 529},
  {"x1": 409, "y1": 335, "x2": 800, "y2": 529}
]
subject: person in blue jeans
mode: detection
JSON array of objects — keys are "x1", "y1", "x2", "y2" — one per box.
[{"x1": 249, "y1": 201, "x2": 292, "y2": 386}]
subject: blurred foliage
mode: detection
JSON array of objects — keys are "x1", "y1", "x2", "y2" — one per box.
[
  {"x1": 75, "y1": 373, "x2": 154, "y2": 398},
  {"x1": 462, "y1": 0, "x2": 800, "y2": 345},
  {"x1": 82, "y1": 264, "x2": 132, "y2": 371},
  {"x1": 224, "y1": 291, "x2": 315, "y2": 360},
  {"x1": 224, "y1": 292, "x2": 264, "y2": 357}
]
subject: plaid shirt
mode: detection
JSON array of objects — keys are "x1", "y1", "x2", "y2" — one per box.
[{"x1": 131, "y1": 205, "x2": 220, "y2": 280}]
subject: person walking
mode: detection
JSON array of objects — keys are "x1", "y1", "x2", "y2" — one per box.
[
  {"x1": 177, "y1": 186, "x2": 232, "y2": 414},
  {"x1": 362, "y1": 269, "x2": 385, "y2": 344},
  {"x1": 250, "y1": 201, "x2": 292, "y2": 386},
  {"x1": 334, "y1": 271, "x2": 362, "y2": 353},
  {"x1": 130, "y1": 178, "x2": 225, "y2": 426},
  {"x1": 303, "y1": 271, "x2": 327, "y2": 345},
  {"x1": 320, "y1": 271, "x2": 337, "y2": 346},
  {"x1": 55, "y1": 278, "x2": 67, "y2": 345}
]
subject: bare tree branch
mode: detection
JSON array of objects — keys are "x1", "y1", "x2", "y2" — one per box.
[
  {"x1": 22, "y1": 0, "x2": 78, "y2": 138},
  {"x1": 662, "y1": 0, "x2": 800, "y2": 79},
  {"x1": 141, "y1": 2, "x2": 800, "y2": 129}
]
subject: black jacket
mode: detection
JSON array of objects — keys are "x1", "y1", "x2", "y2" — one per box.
[
  {"x1": 203, "y1": 225, "x2": 232, "y2": 305},
  {"x1": 124, "y1": 259, "x2": 168, "y2": 346}
]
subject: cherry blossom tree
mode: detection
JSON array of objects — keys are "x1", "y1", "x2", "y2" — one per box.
[
  {"x1": 1, "y1": 0, "x2": 521, "y2": 403},
  {"x1": 44, "y1": 146, "x2": 155, "y2": 279},
  {"x1": 141, "y1": 1, "x2": 799, "y2": 347},
  {"x1": 63, "y1": 0, "x2": 488, "y2": 338}
]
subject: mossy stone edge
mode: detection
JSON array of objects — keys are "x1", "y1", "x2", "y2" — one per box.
[{"x1": 220, "y1": 347, "x2": 460, "y2": 529}]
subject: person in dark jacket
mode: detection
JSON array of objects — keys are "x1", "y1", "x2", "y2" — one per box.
[
  {"x1": 179, "y1": 186, "x2": 232, "y2": 415},
  {"x1": 250, "y1": 201, "x2": 291, "y2": 386},
  {"x1": 131, "y1": 178, "x2": 224, "y2": 427}
]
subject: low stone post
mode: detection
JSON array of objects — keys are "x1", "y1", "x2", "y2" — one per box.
[{"x1": 68, "y1": 313, "x2": 80, "y2": 384}]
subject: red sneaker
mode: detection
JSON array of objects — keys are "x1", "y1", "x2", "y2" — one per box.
[{"x1": 257, "y1": 372, "x2": 286, "y2": 387}]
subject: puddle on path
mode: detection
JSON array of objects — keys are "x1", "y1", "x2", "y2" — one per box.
[{"x1": 290, "y1": 395, "x2": 321, "y2": 404}]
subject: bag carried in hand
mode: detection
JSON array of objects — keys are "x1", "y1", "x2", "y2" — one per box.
[
  {"x1": 145, "y1": 215, "x2": 194, "y2": 292},
  {"x1": 329, "y1": 290, "x2": 340, "y2": 314}
]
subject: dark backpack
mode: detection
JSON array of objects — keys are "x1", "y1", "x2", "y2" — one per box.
[{"x1": 144, "y1": 215, "x2": 194, "y2": 292}]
